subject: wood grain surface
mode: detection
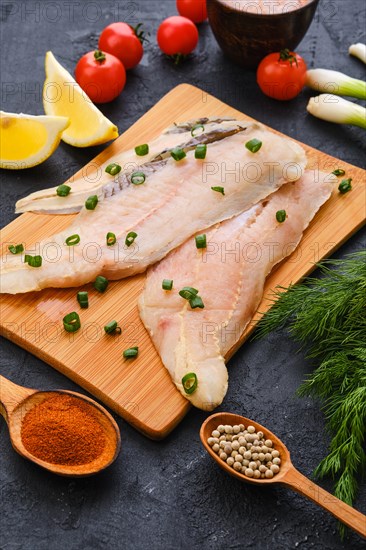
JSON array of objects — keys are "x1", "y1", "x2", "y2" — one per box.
[{"x1": 1, "y1": 84, "x2": 365, "y2": 439}]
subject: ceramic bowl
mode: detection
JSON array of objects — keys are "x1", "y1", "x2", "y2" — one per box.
[{"x1": 207, "y1": 0, "x2": 320, "y2": 69}]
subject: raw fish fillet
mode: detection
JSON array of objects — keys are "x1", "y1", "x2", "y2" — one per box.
[
  {"x1": 139, "y1": 171, "x2": 335, "y2": 410},
  {"x1": 1, "y1": 122, "x2": 306, "y2": 294},
  {"x1": 15, "y1": 118, "x2": 245, "y2": 214}
]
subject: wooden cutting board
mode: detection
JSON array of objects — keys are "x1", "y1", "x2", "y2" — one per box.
[{"x1": 1, "y1": 84, "x2": 365, "y2": 439}]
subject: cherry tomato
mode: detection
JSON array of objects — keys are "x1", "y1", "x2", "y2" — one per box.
[
  {"x1": 98, "y1": 22, "x2": 144, "y2": 70},
  {"x1": 75, "y1": 50, "x2": 126, "y2": 104},
  {"x1": 257, "y1": 50, "x2": 307, "y2": 101},
  {"x1": 176, "y1": 0, "x2": 207, "y2": 23},
  {"x1": 157, "y1": 16, "x2": 199, "y2": 59}
]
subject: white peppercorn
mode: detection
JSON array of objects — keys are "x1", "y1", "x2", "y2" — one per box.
[
  {"x1": 265, "y1": 469, "x2": 274, "y2": 479},
  {"x1": 212, "y1": 443, "x2": 220, "y2": 452},
  {"x1": 271, "y1": 464, "x2": 280, "y2": 474},
  {"x1": 273, "y1": 457, "x2": 281, "y2": 465},
  {"x1": 249, "y1": 461, "x2": 257, "y2": 470},
  {"x1": 244, "y1": 468, "x2": 254, "y2": 477},
  {"x1": 211, "y1": 430, "x2": 220, "y2": 438},
  {"x1": 265, "y1": 439, "x2": 273, "y2": 448},
  {"x1": 219, "y1": 452, "x2": 227, "y2": 461},
  {"x1": 247, "y1": 425, "x2": 256, "y2": 434},
  {"x1": 233, "y1": 461, "x2": 242, "y2": 471},
  {"x1": 227, "y1": 457, "x2": 234, "y2": 466}
]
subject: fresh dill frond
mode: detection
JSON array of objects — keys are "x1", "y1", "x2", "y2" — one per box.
[{"x1": 254, "y1": 250, "x2": 366, "y2": 533}]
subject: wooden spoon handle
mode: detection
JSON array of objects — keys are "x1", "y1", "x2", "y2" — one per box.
[
  {"x1": 0, "y1": 375, "x2": 36, "y2": 419},
  {"x1": 282, "y1": 466, "x2": 366, "y2": 538}
]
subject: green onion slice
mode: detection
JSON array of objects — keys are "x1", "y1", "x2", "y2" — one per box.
[
  {"x1": 179, "y1": 287, "x2": 199, "y2": 300},
  {"x1": 245, "y1": 139, "x2": 262, "y2": 153},
  {"x1": 104, "y1": 320, "x2": 121, "y2": 334},
  {"x1": 182, "y1": 372, "x2": 198, "y2": 395},
  {"x1": 77, "y1": 291, "x2": 89, "y2": 308},
  {"x1": 24, "y1": 254, "x2": 42, "y2": 268},
  {"x1": 189, "y1": 296, "x2": 205, "y2": 309},
  {"x1": 56, "y1": 184, "x2": 71, "y2": 197},
  {"x1": 195, "y1": 144, "x2": 207, "y2": 159},
  {"x1": 85, "y1": 195, "x2": 98, "y2": 210},
  {"x1": 94, "y1": 275, "x2": 109, "y2": 293},
  {"x1": 123, "y1": 346, "x2": 139, "y2": 359},
  {"x1": 65, "y1": 234, "x2": 80, "y2": 246},
  {"x1": 131, "y1": 171, "x2": 146, "y2": 185},
  {"x1": 106, "y1": 232, "x2": 116, "y2": 246},
  {"x1": 171, "y1": 147, "x2": 186, "y2": 161},
  {"x1": 135, "y1": 144, "x2": 149, "y2": 156},
  {"x1": 276, "y1": 210, "x2": 287, "y2": 223},
  {"x1": 338, "y1": 178, "x2": 352, "y2": 194},
  {"x1": 125, "y1": 231, "x2": 137, "y2": 247},
  {"x1": 162, "y1": 279, "x2": 173, "y2": 291},
  {"x1": 8, "y1": 244, "x2": 24, "y2": 254},
  {"x1": 105, "y1": 163, "x2": 122, "y2": 176},
  {"x1": 63, "y1": 311, "x2": 81, "y2": 333},
  {"x1": 211, "y1": 186, "x2": 225, "y2": 195},
  {"x1": 332, "y1": 168, "x2": 346, "y2": 176},
  {"x1": 191, "y1": 124, "x2": 205, "y2": 137},
  {"x1": 195, "y1": 234, "x2": 207, "y2": 249}
]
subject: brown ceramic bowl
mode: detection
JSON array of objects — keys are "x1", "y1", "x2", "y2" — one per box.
[{"x1": 207, "y1": 0, "x2": 320, "y2": 69}]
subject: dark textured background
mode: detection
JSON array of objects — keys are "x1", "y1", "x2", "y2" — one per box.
[{"x1": 1, "y1": 1, "x2": 365, "y2": 548}]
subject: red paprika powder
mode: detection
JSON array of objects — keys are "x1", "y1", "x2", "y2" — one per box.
[{"x1": 21, "y1": 393, "x2": 106, "y2": 465}]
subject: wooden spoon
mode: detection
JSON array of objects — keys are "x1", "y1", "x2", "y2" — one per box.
[
  {"x1": 0, "y1": 375, "x2": 121, "y2": 477},
  {"x1": 200, "y1": 412, "x2": 366, "y2": 538}
]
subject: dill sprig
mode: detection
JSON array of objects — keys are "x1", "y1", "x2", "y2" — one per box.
[{"x1": 255, "y1": 251, "x2": 366, "y2": 534}]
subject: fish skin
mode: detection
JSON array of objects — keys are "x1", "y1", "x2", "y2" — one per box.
[
  {"x1": 1, "y1": 123, "x2": 306, "y2": 294},
  {"x1": 15, "y1": 118, "x2": 243, "y2": 214},
  {"x1": 138, "y1": 171, "x2": 336, "y2": 410}
]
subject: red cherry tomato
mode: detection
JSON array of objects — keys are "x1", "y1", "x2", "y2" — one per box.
[
  {"x1": 157, "y1": 16, "x2": 199, "y2": 58},
  {"x1": 75, "y1": 50, "x2": 126, "y2": 104},
  {"x1": 257, "y1": 50, "x2": 307, "y2": 101},
  {"x1": 176, "y1": 0, "x2": 207, "y2": 23},
  {"x1": 98, "y1": 22, "x2": 144, "y2": 70}
]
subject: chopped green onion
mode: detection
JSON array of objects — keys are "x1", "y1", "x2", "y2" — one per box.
[
  {"x1": 179, "y1": 287, "x2": 199, "y2": 300},
  {"x1": 182, "y1": 372, "x2": 198, "y2": 395},
  {"x1": 105, "y1": 163, "x2": 122, "y2": 176},
  {"x1": 65, "y1": 234, "x2": 80, "y2": 246},
  {"x1": 191, "y1": 124, "x2": 205, "y2": 137},
  {"x1": 171, "y1": 147, "x2": 186, "y2": 161},
  {"x1": 63, "y1": 311, "x2": 81, "y2": 333},
  {"x1": 195, "y1": 144, "x2": 207, "y2": 159},
  {"x1": 195, "y1": 234, "x2": 207, "y2": 249},
  {"x1": 56, "y1": 184, "x2": 71, "y2": 197},
  {"x1": 307, "y1": 95, "x2": 366, "y2": 129},
  {"x1": 332, "y1": 168, "x2": 346, "y2": 177},
  {"x1": 106, "y1": 232, "x2": 116, "y2": 246},
  {"x1": 189, "y1": 296, "x2": 204, "y2": 309},
  {"x1": 131, "y1": 171, "x2": 146, "y2": 185},
  {"x1": 276, "y1": 210, "x2": 287, "y2": 223},
  {"x1": 8, "y1": 244, "x2": 24, "y2": 254},
  {"x1": 162, "y1": 279, "x2": 173, "y2": 291},
  {"x1": 245, "y1": 139, "x2": 262, "y2": 153},
  {"x1": 211, "y1": 186, "x2": 225, "y2": 195},
  {"x1": 94, "y1": 275, "x2": 109, "y2": 293},
  {"x1": 24, "y1": 254, "x2": 42, "y2": 267},
  {"x1": 125, "y1": 231, "x2": 137, "y2": 247},
  {"x1": 338, "y1": 178, "x2": 352, "y2": 194},
  {"x1": 77, "y1": 291, "x2": 89, "y2": 308},
  {"x1": 135, "y1": 144, "x2": 149, "y2": 156},
  {"x1": 123, "y1": 346, "x2": 139, "y2": 358},
  {"x1": 85, "y1": 195, "x2": 98, "y2": 210},
  {"x1": 306, "y1": 69, "x2": 366, "y2": 100},
  {"x1": 104, "y1": 320, "x2": 121, "y2": 334}
]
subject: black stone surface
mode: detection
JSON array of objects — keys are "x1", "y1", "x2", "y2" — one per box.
[{"x1": 0, "y1": 1, "x2": 365, "y2": 548}]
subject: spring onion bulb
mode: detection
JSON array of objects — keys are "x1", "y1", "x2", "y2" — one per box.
[
  {"x1": 349, "y1": 43, "x2": 366, "y2": 64},
  {"x1": 306, "y1": 69, "x2": 366, "y2": 100},
  {"x1": 307, "y1": 94, "x2": 366, "y2": 129}
]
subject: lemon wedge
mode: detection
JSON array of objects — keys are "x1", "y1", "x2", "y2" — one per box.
[
  {"x1": 43, "y1": 51, "x2": 119, "y2": 147},
  {"x1": 0, "y1": 111, "x2": 69, "y2": 170}
]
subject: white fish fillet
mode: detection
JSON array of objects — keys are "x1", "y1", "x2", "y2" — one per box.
[
  {"x1": 15, "y1": 118, "x2": 243, "y2": 214},
  {"x1": 1, "y1": 122, "x2": 306, "y2": 294},
  {"x1": 138, "y1": 171, "x2": 335, "y2": 410}
]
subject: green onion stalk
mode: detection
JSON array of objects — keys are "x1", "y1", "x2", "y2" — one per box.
[
  {"x1": 306, "y1": 69, "x2": 366, "y2": 100},
  {"x1": 349, "y1": 43, "x2": 366, "y2": 64},
  {"x1": 307, "y1": 94, "x2": 366, "y2": 129}
]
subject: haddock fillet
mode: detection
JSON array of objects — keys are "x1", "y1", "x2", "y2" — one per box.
[
  {"x1": 1, "y1": 122, "x2": 306, "y2": 294},
  {"x1": 138, "y1": 171, "x2": 335, "y2": 410}
]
